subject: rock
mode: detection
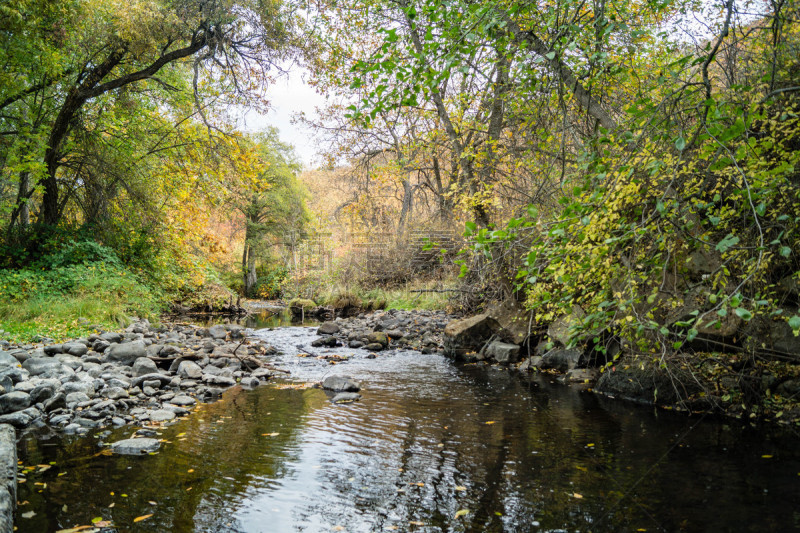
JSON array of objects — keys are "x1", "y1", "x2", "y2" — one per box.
[
  {"x1": 43, "y1": 393, "x2": 67, "y2": 412},
  {"x1": 177, "y1": 360, "x2": 203, "y2": 379},
  {"x1": 0, "y1": 367, "x2": 26, "y2": 384},
  {"x1": 540, "y1": 348, "x2": 583, "y2": 373},
  {"x1": 130, "y1": 373, "x2": 172, "y2": 389},
  {"x1": 595, "y1": 363, "x2": 700, "y2": 405},
  {"x1": 103, "y1": 387, "x2": 129, "y2": 400},
  {"x1": 55, "y1": 354, "x2": 83, "y2": 370},
  {"x1": 0, "y1": 424, "x2": 16, "y2": 532},
  {"x1": 66, "y1": 392, "x2": 91, "y2": 406},
  {"x1": 366, "y1": 331, "x2": 389, "y2": 347},
  {"x1": 21, "y1": 358, "x2": 63, "y2": 376},
  {"x1": 0, "y1": 407, "x2": 40, "y2": 428},
  {"x1": 202, "y1": 375, "x2": 237, "y2": 387},
  {"x1": 0, "y1": 391, "x2": 30, "y2": 414},
  {"x1": 743, "y1": 315, "x2": 800, "y2": 361},
  {"x1": 443, "y1": 314, "x2": 501, "y2": 359},
  {"x1": 161, "y1": 404, "x2": 189, "y2": 416},
  {"x1": 132, "y1": 357, "x2": 159, "y2": 377},
  {"x1": 170, "y1": 395, "x2": 196, "y2": 406},
  {"x1": 311, "y1": 336, "x2": 339, "y2": 347},
  {"x1": 349, "y1": 340, "x2": 364, "y2": 349},
  {"x1": 331, "y1": 392, "x2": 361, "y2": 403},
  {"x1": 483, "y1": 340, "x2": 521, "y2": 364},
  {"x1": 149, "y1": 409, "x2": 176, "y2": 422},
  {"x1": 385, "y1": 329, "x2": 404, "y2": 339},
  {"x1": 7, "y1": 350, "x2": 28, "y2": 364},
  {"x1": 43, "y1": 344, "x2": 63, "y2": 356},
  {"x1": 62, "y1": 342, "x2": 88, "y2": 357},
  {"x1": 100, "y1": 332, "x2": 123, "y2": 344},
  {"x1": 110, "y1": 438, "x2": 161, "y2": 455},
  {"x1": 250, "y1": 368, "x2": 273, "y2": 380},
  {"x1": 208, "y1": 325, "x2": 228, "y2": 340},
  {"x1": 240, "y1": 377, "x2": 260, "y2": 388},
  {"x1": 0, "y1": 352, "x2": 18, "y2": 367},
  {"x1": 322, "y1": 375, "x2": 360, "y2": 392},
  {"x1": 107, "y1": 341, "x2": 147, "y2": 366},
  {"x1": 317, "y1": 322, "x2": 340, "y2": 335},
  {"x1": 61, "y1": 380, "x2": 95, "y2": 396},
  {"x1": 29, "y1": 382, "x2": 59, "y2": 404},
  {"x1": 485, "y1": 298, "x2": 532, "y2": 345},
  {"x1": 92, "y1": 339, "x2": 111, "y2": 353},
  {"x1": 364, "y1": 343, "x2": 384, "y2": 352}
]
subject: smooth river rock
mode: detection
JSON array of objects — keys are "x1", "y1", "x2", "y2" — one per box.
[
  {"x1": 110, "y1": 438, "x2": 161, "y2": 455},
  {"x1": 106, "y1": 341, "x2": 146, "y2": 365},
  {"x1": 322, "y1": 375, "x2": 361, "y2": 392}
]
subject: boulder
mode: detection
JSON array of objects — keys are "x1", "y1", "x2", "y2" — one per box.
[
  {"x1": 547, "y1": 306, "x2": 586, "y2": 347},
  {"x1": 107, "y1": 341, "x2": 146, "y2": 366},
  {"x1": 149, "y1": 409, "x2": 176, "y2": 422},
  {"x1": 110, "y1": 438, "x2": 161, "y2": 455},
  {"x1": 322, "y1": 375, "x2": 360, "y2": 392},
  {"x1": 317, "y1": 322, "x2": 340, "y2": 335},
  {"x1": 0, "y1": 352, "x2": 18, "y2": 367},
  {"x1": 29, "y1": 382, "x2": 59, "y2": 404},
  {"x1": 483, "y1": 340, "x2": 521, "y2": 364},
  {"x1": 364, "y1": 343, "x2": 384, "y2": 352},
  {"x1": 21, "y1": 357, "x2": 63, "y2": 377},
  {"x1": 100, "y1": 332, "x2": 123, "y2": 344},
  {"x1": 443, "y1": 314, "x2": 501, "y2": 359},
  {"x1": 132, "y1": 357, "x2": 159, "y2": 377},
  {"x1": 170, "y1": 395, "x2": 196, "y2": 406},
  {"x1": 743, "y1": 315, "x2": 800, "y2": 362},
  {"x1": 366, "y1": 331, "x2": 389, "y2": 347},
  {"x1": 103, "y1": 387, "x2": 129, "y2": 400},
  {"x1": 207, "y1": 325, "x2": 228, "y2": 340},
  {"x1": 331, "y1": 392, "x2": 361, "y2": 403},
  {"x1": 0, "y1": 407, "x2": 40, "y2": 428},
  {"x1": 540, "y1": 348, "x2": 583, "y2": 373},
  {"x1": 177, "y1": 360, "x2": 203, "y2": 379},
  {"x1": 0, "y1": 391, "x2": 30, "y2": 414},
  {"x1": 595, "y1": 363, "x2": 700, "y2": 405},
  {"x1": 61, "y1": 342, "x2": 88, "y2": 357},
  {"x1": 311, "y1": 336, "x2": 339, "y2": 348},
  {"x1": 485, "y1": 299, "x2": 532, "y2": 345}
]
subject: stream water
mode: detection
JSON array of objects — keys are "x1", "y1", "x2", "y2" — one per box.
[{"x1": 14, "y1": 326, "x2": 800, "y2": 532}]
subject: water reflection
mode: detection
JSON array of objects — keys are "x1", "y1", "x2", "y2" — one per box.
[{"x1": 15, "y1": 328, "x2": 800, "y2": 532}]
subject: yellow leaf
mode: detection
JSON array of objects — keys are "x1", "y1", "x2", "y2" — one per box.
[
  {"x1": 188, "y1": 469, "x2": 194, "y2": 473},
  {"x1": 573, "y1": 493, "x2": 583, "y2": 499},
  {"x1": 762, "y1": 455, "x2": 773, "y2": 458},
  {"x1": 133, "y1": 514, "x2": 153, "y2": 523},
  {"x1": 262, "y1": 432, "x2": 280, "y2": 437},
  {"x1": 485, "y1": 421, "x2": 496, "y2": 425},
  {"x1": 454, "y1": 509, "x2": 469, "y2": 519},
  {"x1": 455, "y1": 486, "x2": 467, "y2": 491}
]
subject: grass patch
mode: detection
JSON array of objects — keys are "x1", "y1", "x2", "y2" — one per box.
[
  {"x1": 313, "y1": 280, "x2": 453, "y2": 312},
  {"x1": 0, "y1": 262, "x2": 162, "y2": 343}
]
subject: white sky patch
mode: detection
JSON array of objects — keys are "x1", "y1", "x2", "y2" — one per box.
[{"x1": 241, "y1": 68, "x2": 326, "y2": 168}]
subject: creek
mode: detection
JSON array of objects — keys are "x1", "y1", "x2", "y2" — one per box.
[{"x1": 14, "y1": 326, "x2": 800, "y2": 532}]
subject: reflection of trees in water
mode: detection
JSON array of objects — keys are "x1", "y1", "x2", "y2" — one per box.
[
  {"x1": 16, "y1": 364, "x2": 800, "y2": 532},
  {"x1": 16, "y1": 387, "x2": 318, "y2": 532}
]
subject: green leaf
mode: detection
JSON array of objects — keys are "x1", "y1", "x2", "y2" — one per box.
[
  {"x1": 715, "y1": 234, "x2": 739, "y2": 253},
  {"x1": 780, "y1": 246, "x2": 791, "y2": 258},
  {"x1": 675, "y1": 136, "x2": 686, "y2": 151},
  {"x1": 788, "y1": 315, "x2": 800, "y2": 332},
  {"x1": 734, "y1": 308, "x2": 752, "y2": 321},
  {"x1": 545, "y1": 51, "x2": 556, "y2": 60}
]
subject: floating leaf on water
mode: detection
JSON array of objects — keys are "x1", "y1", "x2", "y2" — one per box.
[
  {"x1": 485, "y1": 421, "x2": 496, "y2": 425},
  {"x1": 262, "y1": 432, "x2": 280, "y2": 437},
  {"x1": 454, "y1": 509, "x2": 469, "y2": 519},
  {"x1": 455, "y1": 486, "x2": 467, "y2": 491},
  {"x1": 149, "y1": 501, "x2": 157, "y2": 505},
  {"x1": 133, "y1": 514, "x2": 153, "y2": 523},
  {"x1": 333, "y1": 526, "x2": 345, "y2": 531},
  {"x1": 108, "y1": 502, "x2": 115, "y2": 508},
  {"x1": 91, "y1": 517, "x2": 103, "y2": 524},
  {"x1": 176, "y1": 433, "x2": 186, "y2": 437},
  {"x1": 95, "y1": 521, "x2": 112, "y2": 527},
  {"x1": 21, "y1": 511, "x2": 36, "y2": 519},
  {"x1": 573, "y1": 493, "x2": 583, "y2": 499},
  {"x1": 762, "y1": 455, "x2": 773, "y2": 458},
  {"x1": 409, "y1": 521, "x2": 424, "y2": 526},
  {"x1": 586, "y1": 443, "x2": 595, "y2": 447},
  {"x1": 187, "y1": 469, "x2": 194, "y2": 473}
]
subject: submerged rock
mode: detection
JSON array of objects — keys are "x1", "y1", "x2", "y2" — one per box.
[
  {"x1": 331, "y1": 392, "x2": 361, "y2": 403},
  {"x1": 111, "y1": 438, "x2": 161, "y2": 455}
]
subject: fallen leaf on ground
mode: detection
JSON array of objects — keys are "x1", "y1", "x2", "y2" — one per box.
[{"x1": 133, "y1": 514, "x2": 153, "y2": 523}]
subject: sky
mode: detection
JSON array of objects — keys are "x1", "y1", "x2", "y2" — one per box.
[{"x1": 240, "y1": 68, "x2": 327, "y2": 169}]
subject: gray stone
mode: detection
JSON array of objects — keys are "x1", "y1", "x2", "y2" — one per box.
[
  {"x1": 0, "y1": 407, "x2": 40, "y2": 428},
  {"x1": 62, "y1": 342, "x2": 88, "y2": 357},
  {"x1": 177, "y1": 360, "x2": 203, "y2": 379},
  {"x1": 62, "y1": 380, "x2": 95, "y2": 396},
  {"x1": 331, "y1": 392, "x2": 361, "y2": 403},
  {"x1": 0, "y1": 424, "x2": 14, "y2": 533},
  {"x1": 12, "y1": 380, "x2": 36, "y2": 393},
  {"x1": 250, "y1": 368, "x2": 273, "y2": 380},
  {"x1": 130, "y1": 373, "x2": 172, "y2": 389},
  {"x1": 595, "y1": 363, "x2": 700, "y2": 405},
  {"x1": 348, "y1": 340, "x2": 364, "y2": 349},
  {"x1": 43, "y1": 393, "x2": 67, "y2": 412},
  {"x1": 107, "y1": 341, "x2": 147, "y2": 365},
  {"x1": 43, "y1": 344, "x2": 63, "y2": 356},
  {"x1": 21, "y1": 357, "x2": 63, "y2": 376},
  {"x1": 149, "y1": 409, "x2": 176, "y2": 422},
  {"x1": 311, "y1": 336, "x2": 338, "y2": 347},
  {"x1": 202, "y1": 375, "x2": 236, "y2": 387},
  {"x1": 132, "y1": 357, "x2": 159, "y2": 377},
  {"x1": 55, "y1": 354, "x2": 83, "y2": 371},
  {"x1": 29, "y1": 382, "x2": 59, "y2": 404},
  {"x1": 0, "y1": 352, "x2": 18, "y2": 367},
  {"x1": 92, "y1": 339, "x2": 111, "y2": 353},
  {"x1": 66, "y1": 392, "x2": 91, "y2": 405},
  {"x1": 565, "y1": 368, "x2": 600, "y2": 383},
  {"x1": 103, "y1": 387, "x2": 129, "y2": 400},
  {"x1": 0, "y1": 367, "x2": 26, "y2": 384},
  {"x1": 161, "y1": 404, "x2": 189, "y2": 416},
  {"x1": 170, "y1": 395, "x2": 196, "y2": 406},
  {"x1": 483, "y1": 340, "x2": 521, "y2": 364},
  {"x1": 0, "y1": 391, "x2": 30, "y2": 414},
  {"x1": 317, "y1": 322, "x2": 340, "y2": 335},
  {"x1": 208, "y1": 325, "x2": 228, "y2": 340},
  {"x1": 100, "y1": 332, "x2": 123, "y2": 344},
  {"x1": 547, "y1": 306, "x2": 587, "y2": 347},
  {"x1": 364, "y1": 343, "x2": 384, "y2": 351},
  {"x1": 110, "y1": 438, "x2": 161, "y2": 455},
  {"x1": 240, "y1": 377, "x2": 260, "y2": 388},
  {"x1": 322, "y1": 375, "x2": 360, "y2": 392},
  {"x1": 540, "y1": 348, "x2": 583, "y2": 373},
  {"x1": 443, "y1": 314, "x2": 501, "y2": 359},
  {"x1": 485, "y1": 298, "x2": 532, "y2": 345},
  {"x1": 8, "y1": 350, "x2": 28, "y2": 364}
]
